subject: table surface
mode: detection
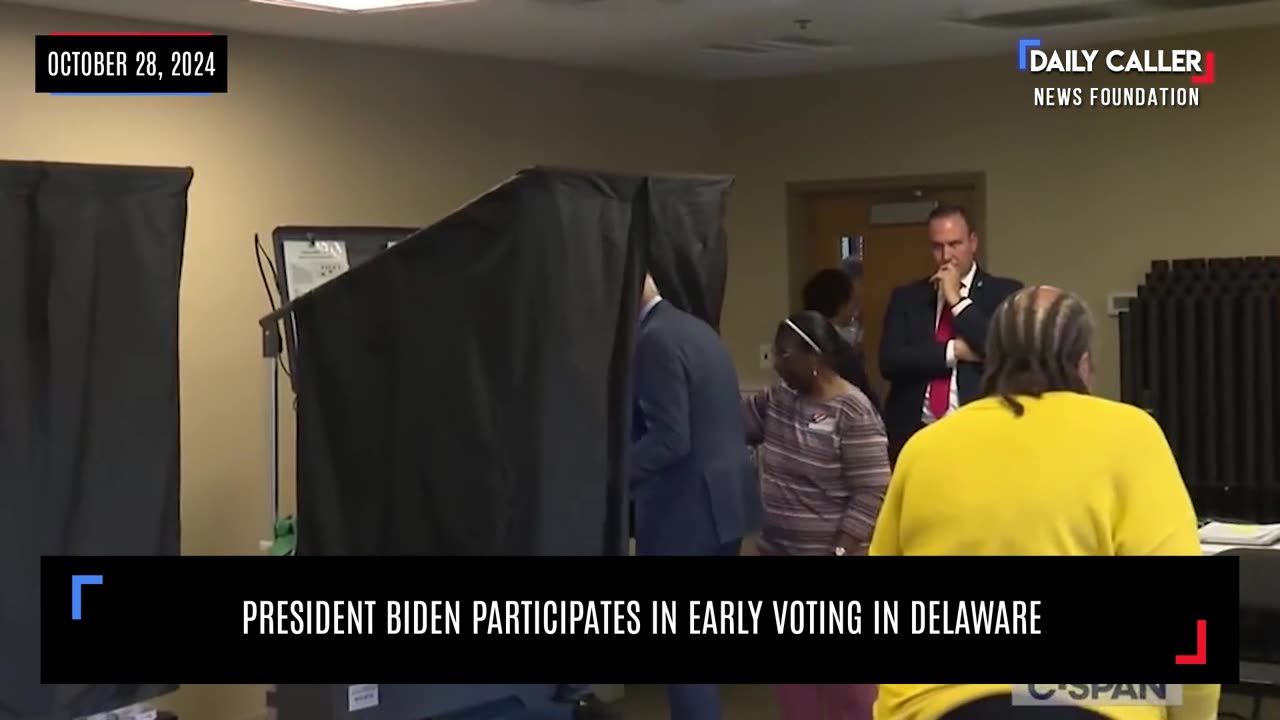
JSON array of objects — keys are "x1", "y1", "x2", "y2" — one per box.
[{"x1": 1203, "y1": 542, "x2": 1280, "y2": 555}]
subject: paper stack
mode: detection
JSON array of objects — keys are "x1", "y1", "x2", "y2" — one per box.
[{"x1": 1198, "y1": 521, "x2": 1280, "y2": 547}]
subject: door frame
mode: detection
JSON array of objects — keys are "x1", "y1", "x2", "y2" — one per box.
[{"x1": 784, "y1": 171, "x2": 989, "y2": 308}]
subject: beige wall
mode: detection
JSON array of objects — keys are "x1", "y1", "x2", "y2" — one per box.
[
  {"x1": 3, "y1": 3, "x2": 1278, "y2": 718},
  {"x1": 714, "y1": 25, "x2": 1280, "y2": 396}
]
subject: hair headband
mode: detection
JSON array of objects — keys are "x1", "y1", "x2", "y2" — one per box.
[{"x1": 784, "y1": 319, "x2": 822, "y2": 354}]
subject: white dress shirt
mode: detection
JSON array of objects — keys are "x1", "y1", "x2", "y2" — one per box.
[
  {"x1": 921, "y1": 263, "x2": 978, "y2": 424},
  {"x1": 639, "y1": 295, "x2": 662, "y2": 324}
]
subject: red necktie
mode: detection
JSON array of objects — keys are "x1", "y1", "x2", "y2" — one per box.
[{"x1": 929, "y1": 304, "x2": 955, "y2": 419}]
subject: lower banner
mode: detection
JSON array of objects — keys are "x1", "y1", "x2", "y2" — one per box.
[{"x1": 43, "y1": 556, "x2": 1237, "y2": 684}]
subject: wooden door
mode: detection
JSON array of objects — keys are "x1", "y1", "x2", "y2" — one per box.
[{"x1": 804, "y1": 185, "x2": 978, "y2": 402}]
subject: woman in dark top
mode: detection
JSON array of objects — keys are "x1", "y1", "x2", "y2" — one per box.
[{"x1": 801, "y1": 268, "x2": 881, "y2": 411}]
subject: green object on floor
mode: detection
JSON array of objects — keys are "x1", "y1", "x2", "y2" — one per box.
[{"x1": 270, "y1": 515, "x2": 296, "y2": 556}]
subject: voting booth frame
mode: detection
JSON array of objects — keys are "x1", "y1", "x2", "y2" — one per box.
[{"x1": 260, "y1": 226, "x2": 418, "y2": 551}]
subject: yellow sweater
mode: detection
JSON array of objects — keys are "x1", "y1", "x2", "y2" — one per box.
[{"x1": 868, "y1": 392, "x2": 1219, "y2": 720}]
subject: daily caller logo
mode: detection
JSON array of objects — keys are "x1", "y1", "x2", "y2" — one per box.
[{"x1": 1018, "y1": 38, "x2": 1215, "y2": 108}]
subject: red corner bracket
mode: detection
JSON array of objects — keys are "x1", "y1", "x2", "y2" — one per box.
[
  {"x1": 1191, "y1": 52, "x2": 1215, "y2": 85},
  {"x1": 1175, "y1": 620, "x2": 1207, "y2": 665}
]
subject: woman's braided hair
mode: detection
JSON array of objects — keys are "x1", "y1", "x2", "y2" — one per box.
[{"x1": 979, "y1": 285, "x2": 1095, "y2": 416}]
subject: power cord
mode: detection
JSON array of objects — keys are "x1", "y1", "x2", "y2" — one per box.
[
  {"x1": 255, "y1": 234, "x2": 298, "y2": 412},
  {"x1": 254, "y1": 234, "x2": 292, "y2": 385}
]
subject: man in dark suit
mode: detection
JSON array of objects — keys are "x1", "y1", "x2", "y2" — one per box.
[
  {"x1": 879, "y1": 204, "x2": 1022, "y2": 464},
  {"x1": 632, "y1": 273, "x2": 758, "y2": 719},
  {"x1": 558, "y1": 274, "x2": 759, "y2": 720},
  {"x1": 557, "y1": 276, "x2": 758, "y2": 720},
  {"x1": 631, "y1": 273, "x2": 758, "y2": 558}
]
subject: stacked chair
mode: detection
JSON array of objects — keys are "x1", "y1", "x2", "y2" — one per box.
[{"x1": 1118, "y1": 256, "x2": 1280, "y2": 523}]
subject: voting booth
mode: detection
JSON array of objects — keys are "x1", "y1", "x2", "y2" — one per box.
[
  {"x1": 271, "y1": 226, "x2": 417, "y2": 381},
  {"x1": 257, "y1": 167, "x2": 734, "y2": 719},
  {"x1": 0, "y1": 160, "x2": 188, "y2": 720}
]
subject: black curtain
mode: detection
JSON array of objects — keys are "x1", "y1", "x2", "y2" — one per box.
[
  {"x1": 290, "y1": 167, "x2": 733, "y2": 557},
  {"x1": 0, "y1": 161, "x2": 189, "y2": 720},
  {"x1": 643, "y1": 173, "x2": 732, "y2": 330}
]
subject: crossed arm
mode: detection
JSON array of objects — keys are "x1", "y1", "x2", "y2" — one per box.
[{"x1": 878, "y1": 285, "x2": 1014, "y2": 383}]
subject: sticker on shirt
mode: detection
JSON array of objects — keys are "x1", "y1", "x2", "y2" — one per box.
[{"x1": 807, "y1": 411, "x2": 837, "y2": 433}]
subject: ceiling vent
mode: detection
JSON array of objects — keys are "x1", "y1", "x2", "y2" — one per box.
[
  {"x1": 952, "y1": 2, "x2": 1124, "y2": 28},
  {"x1": 700, "y1": 35, "x2": 847, "y2": 56},
  {"x1": 754, "y1": 34, "x2": 845, "y2": 51},
  {"x1": 701, "y1": 43, "x2": 773, "y2": 56}
]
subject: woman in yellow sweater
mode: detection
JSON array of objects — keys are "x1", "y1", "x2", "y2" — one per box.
[{"x1": 868, "y1": 286, "x2": 1219, "y2": 720}]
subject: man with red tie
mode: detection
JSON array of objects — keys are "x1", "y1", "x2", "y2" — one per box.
[{"x1": 878, "y1": 204, "x2": 1023, "y2": 464}]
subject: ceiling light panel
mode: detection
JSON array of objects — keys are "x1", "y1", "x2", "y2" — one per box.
[{"x1": 250, "y1": 0, "x2": 476, "y2": 13}]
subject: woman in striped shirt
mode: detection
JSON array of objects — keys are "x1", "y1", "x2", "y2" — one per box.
[{"x1": 744, "y1": 310, "x2": 891, "y2": 720}]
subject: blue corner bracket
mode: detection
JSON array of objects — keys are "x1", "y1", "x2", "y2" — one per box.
[
  {"x1": 1017, "y1": 38, "x2": 1042, "y2": 71},
  {"x1": 71, "y1": 574, "x2": 103, "y2": 620}
]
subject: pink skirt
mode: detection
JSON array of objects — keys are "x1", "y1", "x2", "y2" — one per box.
[{"x1": 773, "y1": 684, "x2": 877, "y2": 720}]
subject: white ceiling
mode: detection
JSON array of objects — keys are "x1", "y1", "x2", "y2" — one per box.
[{"x1": 7, "y1": 0, "x2": 1280, "y2": 78}]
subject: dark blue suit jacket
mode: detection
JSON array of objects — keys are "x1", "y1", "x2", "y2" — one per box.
[
  {"x1": 879, "y1": 268, "x2": 1022, "y2": 460},
  {"x1": 631, "y1": 301, "x2": 761, "y2": 556}
]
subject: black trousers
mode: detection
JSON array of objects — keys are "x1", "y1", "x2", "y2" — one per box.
[{"x1": 941, "y1": 695, "x2": 1107, "y2": 719}]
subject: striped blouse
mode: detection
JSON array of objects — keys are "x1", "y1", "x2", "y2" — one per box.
[{"x1": 744, "y1": 383, "x2": 891, "y2": 556}]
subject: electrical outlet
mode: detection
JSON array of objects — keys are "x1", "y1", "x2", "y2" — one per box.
[{"x1": 758, "y1": 343, "x2": 773, "y2": 369}]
